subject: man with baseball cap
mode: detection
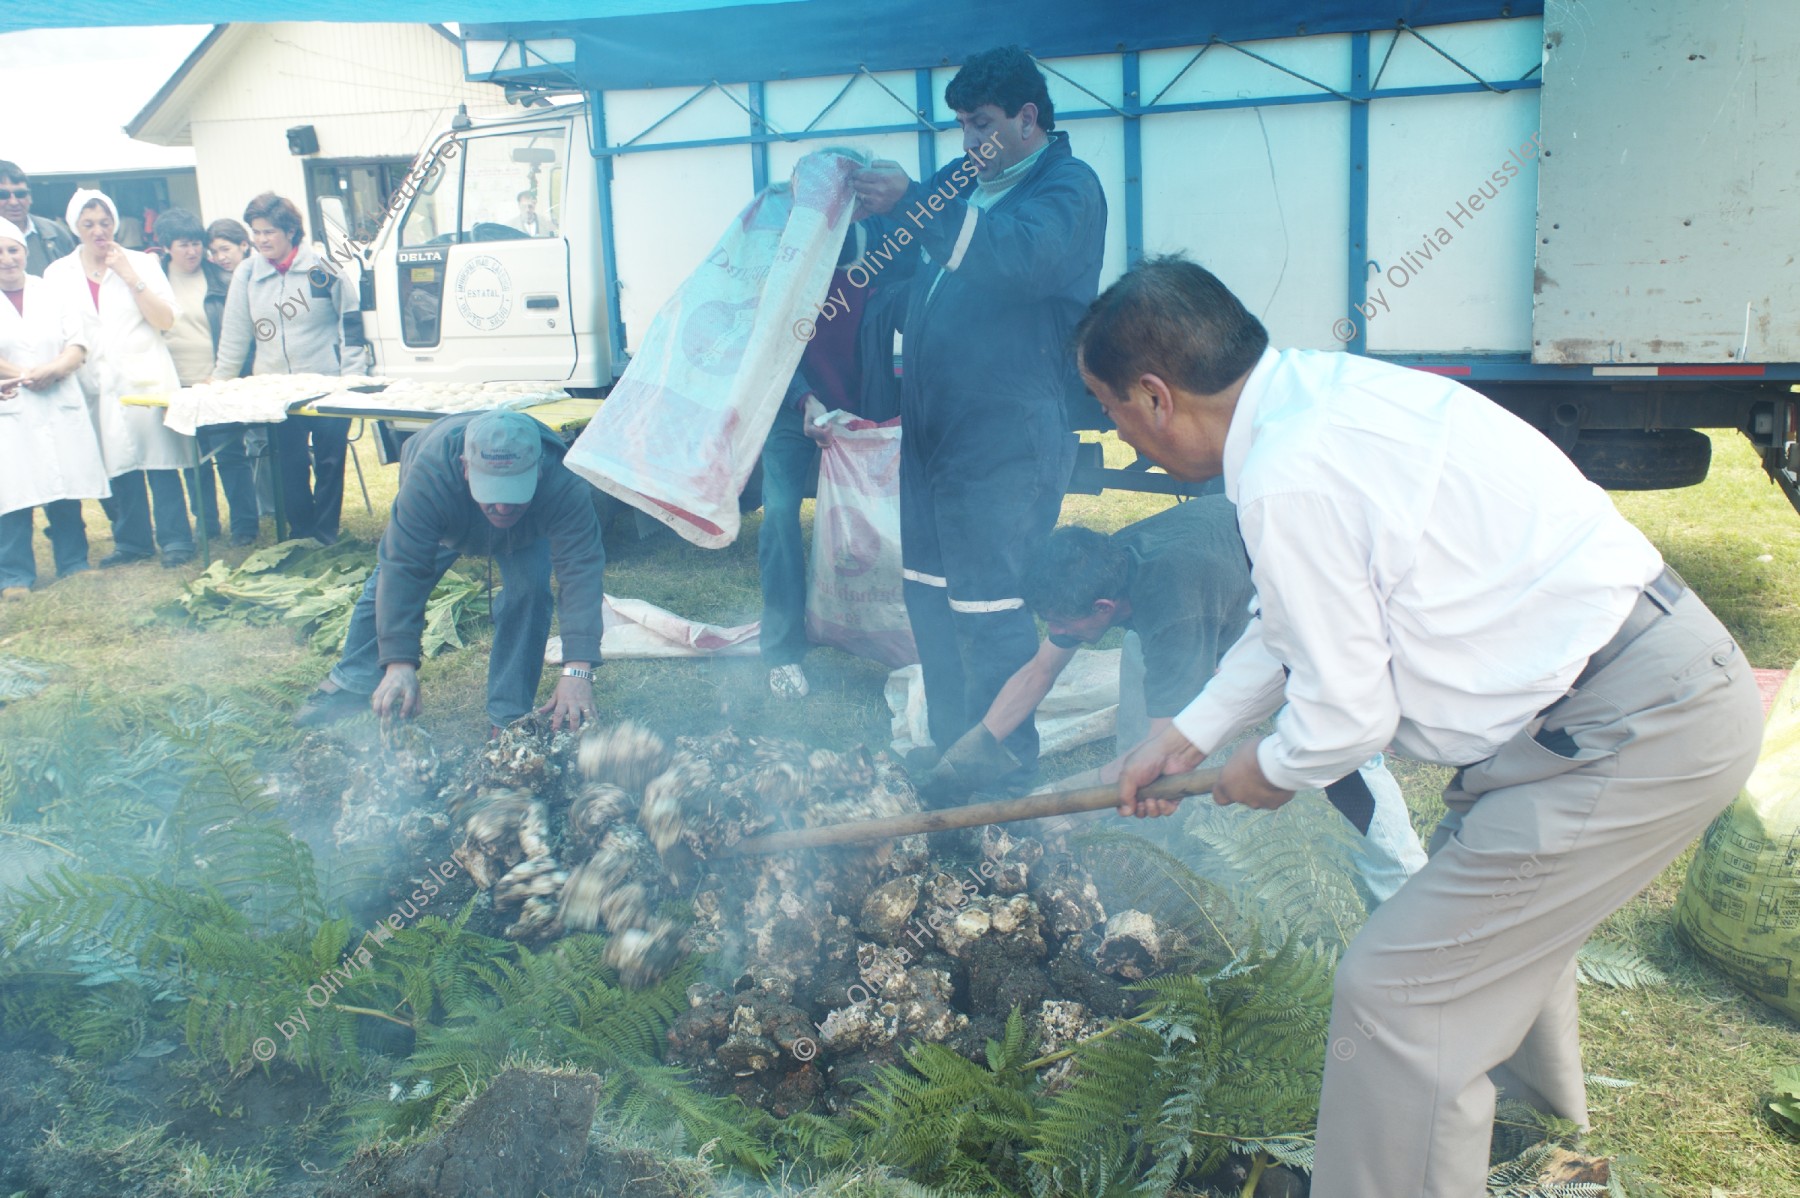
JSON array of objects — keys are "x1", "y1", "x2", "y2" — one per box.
[{"x1": 294, "y1": 408, "x2": 606, "y2": 734}]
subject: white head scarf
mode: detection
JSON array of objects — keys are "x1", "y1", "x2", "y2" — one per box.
[
  {"x1": 0, "y1": 216, "x2": 24, "y2": 247},
  {"x1": 65, "y1": 188, "x2": 120, "y2": 235}
]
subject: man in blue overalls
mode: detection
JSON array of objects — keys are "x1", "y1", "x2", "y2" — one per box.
[{"x1": 851, "y1": 45, "x2": 1107, "y2": 782}]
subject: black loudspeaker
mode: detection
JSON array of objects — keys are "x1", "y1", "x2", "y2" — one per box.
[{"x1": 286, "y1": 125, "x2": 320, "y2": 156}]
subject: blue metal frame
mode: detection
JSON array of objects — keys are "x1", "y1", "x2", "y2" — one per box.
[
  {"x1": 590, "y1": 91, "x2": 628, "y2": 375},
  {"x1": 914, "y1": 69, "x2": 936, "y2": 181},
  {"x1": 1346, "y1": 33, "x2": 1370, "y2": 355},
  {"x1": 1122, "y1": 51, "x2": 1143, "y2": 267},
  {"x1": 748, "y1": 81, "x2": 770, "y2": 194},
  {"x1": 583, "y1": 61, "x2": 1540, "y2": 354}
]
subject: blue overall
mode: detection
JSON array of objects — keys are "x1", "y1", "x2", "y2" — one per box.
[{"x1": 893, "y1": 132, "x2": 1107, "y2": 768}]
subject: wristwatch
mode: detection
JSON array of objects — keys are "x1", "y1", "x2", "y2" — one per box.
[
  {"x1": 132, "y1": 280, "x2": 147, "y2": 293},
  {"x1": 560, "y1": 665, "x2": 595, "y2": 682}
]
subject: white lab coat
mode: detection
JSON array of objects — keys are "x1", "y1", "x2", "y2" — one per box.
[
  {"x1": 0, "y1": 277, "x2": 111, "y2": 516},
  {"x1": 42, "y1": 248, "x2": 193, "y2": 475}
]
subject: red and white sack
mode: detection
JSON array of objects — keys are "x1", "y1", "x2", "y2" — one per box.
[
  {"x1": 803, "y1": 397, "x2": 917, "y2": 669},
  {"x1": 564, "y1": 151, "x2": 860, "y2": 547}
]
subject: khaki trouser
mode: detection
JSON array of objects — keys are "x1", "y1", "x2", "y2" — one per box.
[{"x1": 1311, "y1": 590, "x2": 1764, "y2": 1198}]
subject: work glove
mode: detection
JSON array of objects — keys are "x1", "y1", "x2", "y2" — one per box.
[{"x1": 922, "y1": 725, "x2": 1022, "y2": 803}]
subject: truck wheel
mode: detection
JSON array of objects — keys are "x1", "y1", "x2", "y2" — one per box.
[{"x1": 1566, "y1": 429, "x2": 1711, "y2": 490}]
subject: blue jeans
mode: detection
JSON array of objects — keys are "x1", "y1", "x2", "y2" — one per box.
[
  {"x1": 0, "y1": 500, "x2": 89, "y2": 588},
  {"x1": 757, "y1": 399, "x2": 819, "y2": 667},
  {"x1": 105, "y1": 469, "x2": 193, "y2": 557},
  {"x1": 327, "y1": 540, "x2": 553, "y2": 728},
  {"x1": 277, "y1": 415, "x2": 349, "y2": 542},
  {"x1": 185, "y1": 423, "x2": 261, "y2": 540}
]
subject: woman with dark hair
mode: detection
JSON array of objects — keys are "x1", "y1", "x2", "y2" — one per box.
[
  {"x1": 0, "y1": 217, "x2": 109, "y2": 596},
  {"x1": 159, "y1": 207, "x2": 259, "y2": 545},
  {"x1": 210, "y1": 192, "x2": 366, "y2": 545},
  {"x1": 42, "y1": 188, "x2": 195, "y2": 567},
  {"x1": 205, "y1": 218, "x2": 249, "y2": 273}
]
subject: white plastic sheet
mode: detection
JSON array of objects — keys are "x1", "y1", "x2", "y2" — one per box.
[
  {"x1": 545, "y1": 595, "x2": 759, "y2": 662},
  {"x1": 885, "y1": 649, "x2": 1122, "y2": 756},
  {"x1": 563, "y1": 150, "x2": 860, "y2": 548},
  {"x1": 803, "y1": 398, "x2": 916, "y2": 669}
]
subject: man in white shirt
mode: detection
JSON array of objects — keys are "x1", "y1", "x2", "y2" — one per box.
[{"x1": 1081, "y1": 256, "x2": 1763, "y2": 1197}]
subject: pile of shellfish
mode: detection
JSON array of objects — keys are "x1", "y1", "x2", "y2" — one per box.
[{"x1": 448, "y1": 718, "x2": 918, "y2": 985}]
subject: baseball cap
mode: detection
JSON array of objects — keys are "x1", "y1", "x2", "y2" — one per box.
[{"x1": 462, "y1": 410, "x2": 542, "y2": 505}]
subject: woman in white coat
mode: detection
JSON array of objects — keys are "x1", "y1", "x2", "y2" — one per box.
[
  {"x1": 43, "y1": 189, "x2": 195, "y2": 568},
  {"x1": 0, "y1": 218, "x2": 110, "y2": 598}
]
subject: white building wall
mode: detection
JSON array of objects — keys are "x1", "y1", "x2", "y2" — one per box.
[{"x1": 181, "y1": 23, "x2": 511, "y2": 229}]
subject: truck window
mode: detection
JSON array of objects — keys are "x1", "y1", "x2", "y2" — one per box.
[
  {"x1": 457, "y1": 127, "x2": 569, "y2": 242},
  {"x1": 399, "y1": 151, "x2": 458, "y2": 248}
]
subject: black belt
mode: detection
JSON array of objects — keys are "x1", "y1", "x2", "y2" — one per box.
[
  {"x1": 1322, "y1": 770, "x2": 1376, "y2": 836},
  {"x1": 1572, "y1": 565, "x2": 1687, "y2": 690}
]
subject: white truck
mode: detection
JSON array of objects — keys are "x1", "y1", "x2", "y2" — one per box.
[{"x1": 354, "y1": 0, "x2": 1800, "y2": 512}]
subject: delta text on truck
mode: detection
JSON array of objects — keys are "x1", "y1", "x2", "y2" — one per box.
[{"x1": 354, "y1": 0, "x2": 1800, "y2": 514}]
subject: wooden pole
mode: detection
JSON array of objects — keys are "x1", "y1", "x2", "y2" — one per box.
[{"x1": 726, "y1": 767, "x2": 1224, "y2": 856}]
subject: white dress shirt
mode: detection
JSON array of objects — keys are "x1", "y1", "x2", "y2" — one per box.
[{"x1": 1173, "y1": 347, "x2": 1663, "y2": 790}]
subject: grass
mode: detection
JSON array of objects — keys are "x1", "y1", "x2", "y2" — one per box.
[{"x1": 1, "y1": 426, "x2": 1797, "y2": 1196}]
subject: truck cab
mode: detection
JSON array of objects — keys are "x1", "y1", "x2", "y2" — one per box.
[{"x1": 364, "y1": 105, "x2": 613, "y2": 390}]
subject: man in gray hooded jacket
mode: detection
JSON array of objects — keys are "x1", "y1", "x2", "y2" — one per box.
[{"x1": 295, "y1": 410, "x2": 605, "y2": 734}]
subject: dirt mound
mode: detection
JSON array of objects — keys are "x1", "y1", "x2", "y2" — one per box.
[{"x1": 324, "y1": 1067, "x2": 602, "y2": 1198}]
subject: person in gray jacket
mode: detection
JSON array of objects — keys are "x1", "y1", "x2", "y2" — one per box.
[
  {"x1": 210, "y1": 192, "x2": 366, "y2": 544},
  {"x1": 0, "y1": 161, "x2": 75, "y2": 276},
  {"x1": 293, "y1": 410, "x2": 605, "y2": 735}
]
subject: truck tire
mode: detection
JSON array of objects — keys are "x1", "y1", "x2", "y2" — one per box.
[{"x1": 1565, "y1": 429, "x2": 1711, "y2": 490}]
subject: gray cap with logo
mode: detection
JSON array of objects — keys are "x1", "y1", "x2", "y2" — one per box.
[{"x1": 462, "y1": 410, "x2": 543, "y2": 505}]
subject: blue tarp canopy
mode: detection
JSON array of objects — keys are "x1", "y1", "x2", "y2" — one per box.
[
  {"x1": 4, "y1": 2, "x2": 1545, "y2": 86},
  {"x1": 463, "y1": 0, "x2": 1545, "y2": 91},
  {"x1": 0, "y1": 0, "x2": 801, "y2": 35}
]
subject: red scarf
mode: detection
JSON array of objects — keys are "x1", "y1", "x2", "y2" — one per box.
[{"x1": 272, "y1": 245, "x2": 300, "y2": 274}]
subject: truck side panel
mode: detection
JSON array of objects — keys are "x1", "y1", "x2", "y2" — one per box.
[
  {"x1": 1366, "y1": 85, "x2": 1540, "y2": 353},
  {"x1": 1535, "y1": 0, "x2": 1800, "y2": 364}
]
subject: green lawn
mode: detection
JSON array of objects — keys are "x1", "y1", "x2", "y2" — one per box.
[{"x1": 1, "y1": 426, "x2": 1796, "y2": 1196}]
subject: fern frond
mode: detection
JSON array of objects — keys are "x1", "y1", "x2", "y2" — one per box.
[
  {"x1": 1182, "y1": 795, "x2": 1370, "y2": 951},
  {"x1": 1574, "y1": 941, "x2": 1666, "y2": 990}
]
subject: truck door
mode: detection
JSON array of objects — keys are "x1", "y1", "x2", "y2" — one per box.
[{"x1": 389, "y1": 123, "x2": 578, "y2": 383}]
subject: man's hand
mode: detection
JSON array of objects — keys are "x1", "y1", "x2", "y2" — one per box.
[
  {"x1": 850, "y1": 160, "x2": 911, "y2": 219},
  {"x1": 924, "y1": 724, "x2": 1022, "y2": 800},
  {"x1": 1213, "y1": 735, "x2": 1297, "y2": 812},
  {"x1": 371, "y1": 662, "x2": 421, "y2": 723},
  {"x1": 1116, "y1": 723, "x2": 1206, "y2": 818},
  {"x1": 537, "y1": 671, "x2": 595, "y2": 733}
]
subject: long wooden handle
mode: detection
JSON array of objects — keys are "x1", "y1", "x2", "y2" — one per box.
[{"x1": 726, "y1": 766, "x2": 1223, "y2": 856}]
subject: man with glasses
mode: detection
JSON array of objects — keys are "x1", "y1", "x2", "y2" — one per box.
[
  {"x1": 0, "y1": 162, "x2": 75, "y2": 276},
  {"x1": 928, "y1": 495, "x2": 1426, "y2": 902}
]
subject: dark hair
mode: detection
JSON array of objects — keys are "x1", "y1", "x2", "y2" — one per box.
[
  {"x1": 945, "y1": 45, "x2": 1055, "y2": 131},
  {"x1": 1075, "y1": 254, "x2": 1269, "y2": 399},
  {"x1": 517, "y1": 190, "x2": 536, "y2": 202},
  {"x1": 1021, "y1": 526, "x2": 1130, "y2": 619},
  {"x1": 206, "y1": 217, "x2": 250, "y2": 247},
  {"x1": 0, "y1": 160, "x2": 25, "y2": 186},
  {"x1": 243, "y1": 192, "x2": 304, "y2": 241},
  {"x1": 156, "y1": 207, "x2": 205, "y2": 246}
]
